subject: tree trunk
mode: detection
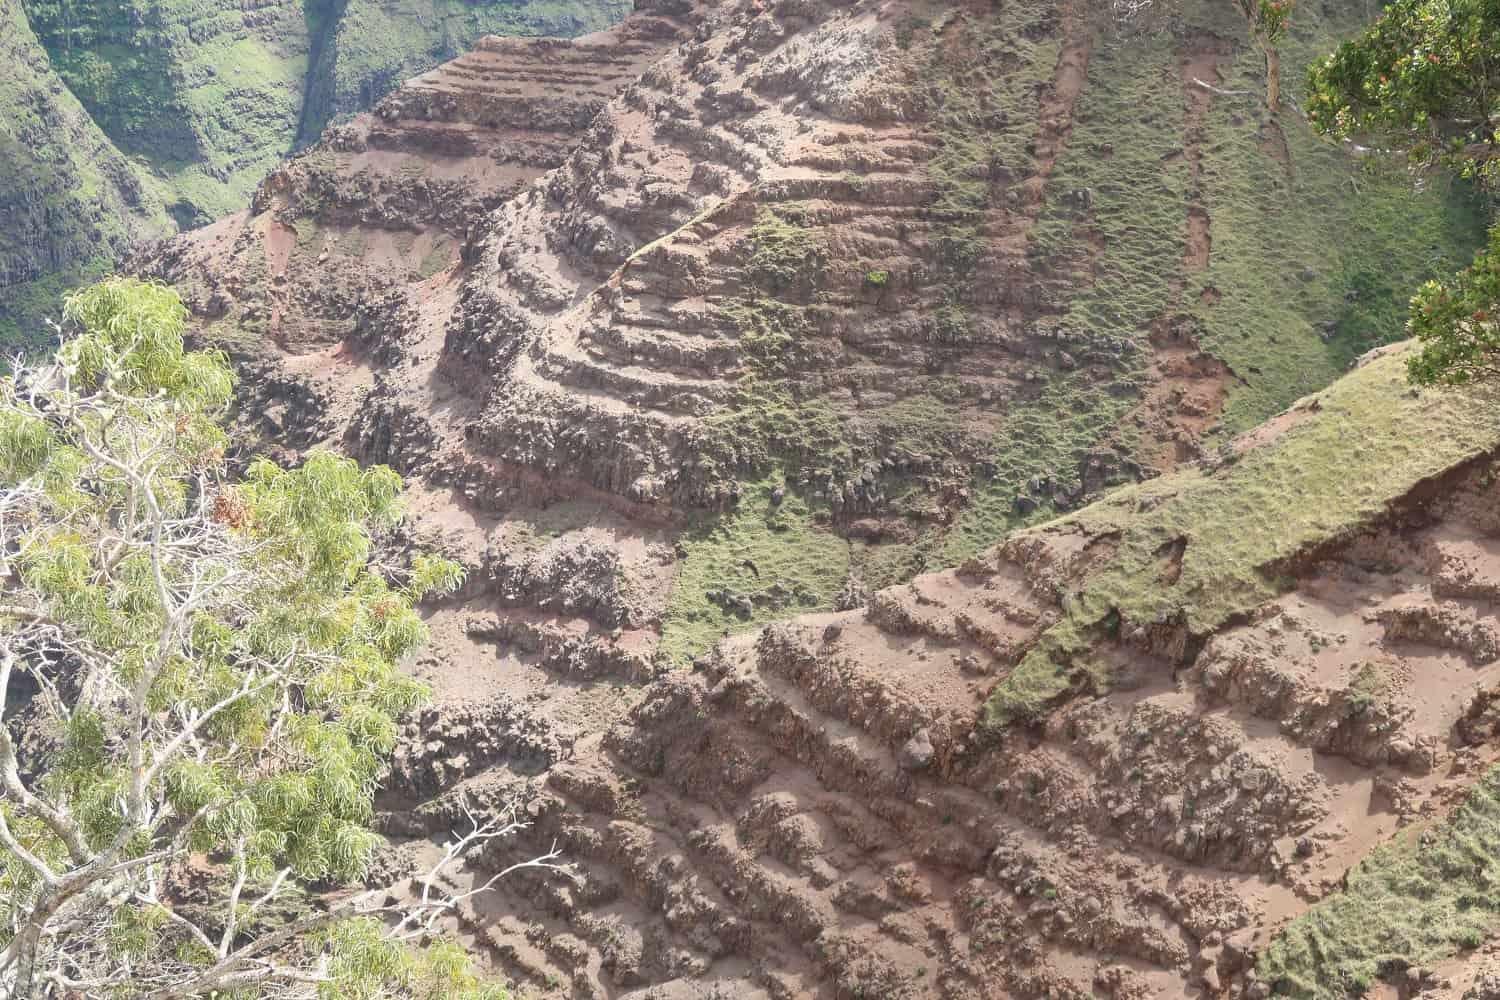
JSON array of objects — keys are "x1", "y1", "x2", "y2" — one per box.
[
  {"x1": 12, "y1": 917, "x2": 43, "y2": 999},
  {"x1": 1266, "y1": 47, "x2": 1281, "y2": 110},
  {"x1": 10, "y1": 877, "x2": 95, "y2": 997}
]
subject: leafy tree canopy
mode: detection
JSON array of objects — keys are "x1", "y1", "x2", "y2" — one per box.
[
  {"x1": 0, "y1": 278, "x2": 522, "y2": 998},
  {"x1": 1307, "y1": 0, "x2": 1500, "y2": 385},
  {"x1": 1406, "y1": 226, "x2": 1500, "y2": 385},
  {"x1": 1307, "y1": 0, "x2": 1500, "y2": 182}
]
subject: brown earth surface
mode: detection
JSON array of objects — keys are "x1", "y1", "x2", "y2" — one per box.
[
  {"x1": 124, "y1": 0, "x2": 1500, "y2": 995},
  {"x1": 365, "y1": 422, "x2": 1500, "y2": 1000}
]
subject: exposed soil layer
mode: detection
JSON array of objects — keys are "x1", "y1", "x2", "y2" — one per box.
[
  {"x1": 379, "y1": 427, "x2": 1500, "y2": 999},
  {"x1": 123, "y1": 0, "x2": 1500, "y2": 995}
]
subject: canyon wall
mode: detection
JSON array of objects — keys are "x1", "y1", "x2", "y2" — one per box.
[
  {"x1": 1, "y1": 0, "x2": 630, "y2": 349},
  {"x1": 125, "y1": 0, "x2": 1500, "y2": 995}
]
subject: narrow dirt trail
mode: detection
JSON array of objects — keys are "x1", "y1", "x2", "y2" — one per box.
[
  {"x1": 1116, "y1": 34, "x2": 1238, "y2": 472},
  {"x1": 1010, "y1": 8, "x2": 1093, "y2": 225}
]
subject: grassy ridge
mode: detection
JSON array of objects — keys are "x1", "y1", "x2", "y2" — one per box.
[{"x1": 983, "y1": 345, "x2": 1500, "y2": 724}]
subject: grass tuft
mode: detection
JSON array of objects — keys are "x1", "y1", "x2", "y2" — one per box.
[{"x1": 659, "y1": 477, "x2": 850, "y2": 665}]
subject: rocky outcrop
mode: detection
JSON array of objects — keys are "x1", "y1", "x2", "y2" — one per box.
[
  {"x1": 132, "y1": 0, "x2": 1491, "y2": 660},
  {"x1": 299, "y1": 0, "x2": 635, "y2": 143},
  {"x1": 137, "y1": 0, "x2": 1104, "y2": 518},
  {"x1": 116, "y1": 0, "x2": 1500, "y2": 995},
  {"x1": 385, "y1": 698, "x2": 569, "y2": 802},
  {"x1": 466, "y1": 616, "x2": 662, "y2": 682}
]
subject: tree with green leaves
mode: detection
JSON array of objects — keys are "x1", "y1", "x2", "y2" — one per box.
[
  {"x1": 0, "y1": 278, "x2": 564, "y2": 997},
  {"x1": 1403, "y1": 226, "x2": 1500, "y2": 385},
  {"x1": 1235, "y1": 0, "x2": 1294, "y2": 109},
  {"x1": 1307, "y1": 0, "x2": 1500, "y2": 385},
  {"x1": 1307, "y1": 0, "x2": 1500, "y2": 181}
]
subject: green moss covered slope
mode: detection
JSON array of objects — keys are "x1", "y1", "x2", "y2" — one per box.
[
  {"x1": 0, "y1": 2, "x2": 172, "y2": 353},
  {"x1": 654, "y1": 0, "x2": 1489, "y2": 665},
  {"x1": 939, "y1": 0, "x2": 1487, "y2": 569}
]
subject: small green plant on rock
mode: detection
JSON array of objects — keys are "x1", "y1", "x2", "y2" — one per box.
[
  {"x1": 1344, "y1": 661, "x2": 1390, "y2": 716},
  {"x1": 745, "y1": 208, "x2": 824, "y2": 293}
]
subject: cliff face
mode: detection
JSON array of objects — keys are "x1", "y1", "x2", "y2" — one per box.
[
  {"x1": 0, "y1": 1, "x2": 173, "y2": 351},
  {"x1": 298, "y1": 0, "x2": 636, "y2": 145},
  {"x1": 138, "y1": 0, "x2": 1487, "y2": 664},
  {"x1": 127, "y1": 0, "x2": 1500, "y2": 995},
  {"x1": 0, "y1": 0, "x2": 630, "y2": 350}
]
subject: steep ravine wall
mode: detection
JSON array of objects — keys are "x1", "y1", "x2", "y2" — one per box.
[
  {"x1": 125, "y1": 3, "x2": 1500, "y2": 993},
  {"x1": 0, "y1": 0, "x2": 173, "y2": 351},
  {"x1": 0, "y1": 0, "x2": 632, "y2": 351}
]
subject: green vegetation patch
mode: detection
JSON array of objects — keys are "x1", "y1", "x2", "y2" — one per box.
[
  {"x1": 659, "y1": 477, "x2": 850, "y2": 666},
  {"x1": 695, "y1": 378, "x2": 853, "y2": 485},
  {"x1": 417, "y1": 236, "x2": 454, "y2": 279},
  {"x1": 984, "y1": 346, "x2": 1500, "y2": 724},
  {"x1": 744, "y1": 207, "x2": 825, "y2": 292},
  {"x1": 937, "y1": 371, "x2": 1145, "y2": 570},
  {"x1": 699, "y1": 209, "x2": 857, "y2": 480},
  {"x1": 940, "y1": 23, "x2": 1188, "y2": 567},
  {"x1": 918, "y1": 0, "x2": 1062, "y2": 223},
  {"x1": 1344, "y1": 660, "x2": 1392, "y2": 716},
  {"x1": 1189, "y1": 0, "x2": 1487, "y2": 435},
  {"x1": 1259, "y1": 764, "x2": 1500, "y2": 997},
  {"x1": 0, "y1": 260, "x2": 115, "y2": 358},
  {"x1": 849, "y1": 526, "x2": 951, "y2": 595}
]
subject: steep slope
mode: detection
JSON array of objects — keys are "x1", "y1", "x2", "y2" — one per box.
[
  {"x1": 1, "y1": 0, "x2": 631, "y2": 351},
  {"x1": 0, "y1": 2, "x2": 172, "y2": 351},
  {"x1": 19, "y1": 0, "x2": 633, "y2": 223},
  {"x1": 139, "y1": 0, "x2": 1487, "y2": 668},
  {"x1": 20, "y1": 0, "x2": 317, "y2": 226}
]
